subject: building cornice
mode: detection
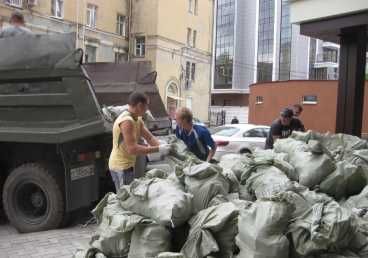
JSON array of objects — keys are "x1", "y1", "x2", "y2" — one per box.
[{"x1": 146, "y1": 34, "x2": 212, "y2": 57}]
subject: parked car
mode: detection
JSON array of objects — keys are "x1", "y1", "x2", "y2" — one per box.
[
  {"x1": 171, "y1": 117, "x2": 206, "y2": 133},
  {"x1": 211, "y1": 124, "x2": 270, "y2": 160}
]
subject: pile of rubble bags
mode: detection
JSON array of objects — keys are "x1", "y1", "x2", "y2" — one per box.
[{"x1": 74, "y1": 131, "x2": 368, "y2": 258}]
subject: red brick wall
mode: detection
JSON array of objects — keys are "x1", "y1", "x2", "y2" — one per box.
[{"x1": 249, "y1": 81, "x2": 368, "y2": 136}]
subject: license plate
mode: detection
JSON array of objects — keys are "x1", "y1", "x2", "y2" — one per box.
[{"x1": 70, "y1": 164, "x2": 95, "y2": 181}]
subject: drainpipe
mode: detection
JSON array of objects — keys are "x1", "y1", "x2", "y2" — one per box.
[
  {"x1": 209, "y1": 0, "x2": 216, "y2": 126},
  {"x1": 127, "y1": 0, "x2": 133, "y2": 62}
]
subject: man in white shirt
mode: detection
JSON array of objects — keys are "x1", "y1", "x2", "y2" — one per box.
[{"x1": 0, "y1": 11, "x2": 32, "y2": 38}]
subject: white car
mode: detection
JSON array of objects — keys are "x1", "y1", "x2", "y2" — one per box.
[{"x1": 211, "y1": 124, "x2": 270, "y2": 160}]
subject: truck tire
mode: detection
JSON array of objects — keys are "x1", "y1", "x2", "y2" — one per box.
[{"x1": 2, "y1": 163, "x2": 64, "y2": 233}]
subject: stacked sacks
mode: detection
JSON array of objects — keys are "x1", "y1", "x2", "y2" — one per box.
[
  {"x1": 182, "y1": 162, "x2": 230, "y2": 213},
  {"x1": 181, "y1": 202, "x2": 239, "y2": 258},
  {"x1": 128, "y1": 221, "x2": 171, "y2": 258},
  {"x1": 75, "y1": 132, "x2": 368, "y2": 258},
  {"x1": 274, "y1": 138, "x2": 336, "y2": 188},
  {"x1": 118, "y1": 177, "x2": 193, "y2": 227},
  {"x1": 236, "y1": 198, "x2": 292, "y2": 258},
  {"x1": 319, "y1": 161, "x2": 366, "y2": 200},
  {"x1": 89, "y1": 193, "x2": 145, "y2": 258},
  {"x1": 288, "y1": 200, "x2": 356, "y2": 257}
]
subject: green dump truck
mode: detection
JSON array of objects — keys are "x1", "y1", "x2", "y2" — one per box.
[{"x1": 0, "y1": 33, "x2": 170, "y2": 233}]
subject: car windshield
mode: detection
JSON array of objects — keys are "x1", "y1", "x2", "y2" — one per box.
[{"x1": 212, "y1": 126, "x2": 240, "y2": 137}]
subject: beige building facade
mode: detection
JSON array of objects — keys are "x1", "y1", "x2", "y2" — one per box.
[
  {"x1": 130, "y1": 0, "x2": 214, "y2": 122},
  {"x1": 0, "y1": 0, "x2": 214, "y2": 121},
  {"x1": 0, "y1": 0, "x2": 129, "y2": 62}
]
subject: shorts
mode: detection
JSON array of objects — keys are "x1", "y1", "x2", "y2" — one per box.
[{"x1": 110, "y1": 167, "x2": 134, "y2": 191}]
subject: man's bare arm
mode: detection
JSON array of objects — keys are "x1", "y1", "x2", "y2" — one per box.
[
  {"x1": 141, "y1": 124, "x2": 160, "y2": 147},
  {"x1": 120, "y1": 121, "x2": 158, "y2": 155}
]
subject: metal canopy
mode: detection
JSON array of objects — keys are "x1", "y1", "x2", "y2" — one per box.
[{"x1": 298, "y1": 11, "x2": 368, "y2": 136}]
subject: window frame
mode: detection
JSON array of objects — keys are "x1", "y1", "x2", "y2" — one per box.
[
  {"x1": 51, "y1": 0, "x2": 64, "y2": 19},
  {"x1": 6, "y1": 0, "x2": 23, "y2": 8},
  {"x1": 193, "y1": 29, "x2": 197, "y2": 48},
  {"x1": 191, "y1": 63, "x2": 196, "y2": 81},
  {"x1": 135, "y1": 36, "x2": 146, "y2": 57},
  {"x1": 85, "y1": 45, "x2": 97, "y2": 63},
  {"x1": 188, "y1": 0, "x2": 193, "y2": 13},
  {"x1": 116, "y1": 14, "x2": 126, "y2": 37},
  {"x1": 302, "y1": 95, "x2": 318, "y2": 105},
  {"x1": 187, "y1": 28, "x2": 192, "y2": 46},
  {"x1": 256, "y1": 96, "x2": 264, "y2": 104},
  {"x1": 86, "y1": 4, "x2": 97, "y2": 28}
]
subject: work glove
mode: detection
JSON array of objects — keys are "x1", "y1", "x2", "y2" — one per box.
[{"x1": 158, "y1": 144, "x2": 172, "y2": 156}]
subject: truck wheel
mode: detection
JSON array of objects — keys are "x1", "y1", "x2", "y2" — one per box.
[{"x1": 2, "y1": 163, "x2": 64, "y2": 233}]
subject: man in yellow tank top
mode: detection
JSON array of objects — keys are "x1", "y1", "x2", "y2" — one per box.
[{"x1": 108, "y1": 92, "x2": 171, "y2": 191}]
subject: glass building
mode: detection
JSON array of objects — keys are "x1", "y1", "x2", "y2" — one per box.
[
  {"x1": 257, "y1": 0, "x2": 275, "y2": 82},
  {"x1": 279, "y1": 0, "x2": 292, "y2": 81},
  {"x1": 214, "y1": 0, "x2": 235, "y2": 89}
]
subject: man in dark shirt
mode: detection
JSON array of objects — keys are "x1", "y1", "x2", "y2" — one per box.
[
  {"x1": 175, "y1": 107, "x2": 217, "y2": 161},
  {"x1": 265, "y1": 108, "x2": 305, "y2": 149},
  {"x1": 231, "y1": 116, "x2": 239, "y2": 124},
  {"x1": 293, "y1": 104, "x2": 305, "y2": 131}
]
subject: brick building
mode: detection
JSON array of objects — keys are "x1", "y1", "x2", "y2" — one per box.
[{"x1": 249, "y1": 80, "x2": 368, "y2": 137}]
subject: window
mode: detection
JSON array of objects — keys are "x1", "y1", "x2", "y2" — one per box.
[
  {"x1": 188, "y1": 0, "x2": 193, "y2": 13},
  {"x1": 302, "y1": 95, "x2": 318, "y2": 104},
  {"x1": 257, "y1": 0, "x2": 275, "y2": 82},
  {"x1": 213, "y1": 126, "x2": 240, "y2": 137},
  {"x1": 51, "y1": 0, "x2": 64, "y2": 18},
  {"x1": 256, "y1": 96, "x2": 264, "y2": 104},
  {"x1": 116, "y1": 14, "x2": 126, "y2": 36},
  {"x1": 86, "y1": 4, "x2": 97, "y2": 28},
  {"x1": 85, "y1": 45, "x2": 97, "y2": 63},
  {"x1": 214, "y1": 0, "x2": 235, "y2": 90},
  {"x1": 191, "y1": 63, "x2": 196, "y2": 81},
  {"x1": 186, "y1": 97, "x2": 192, "y2": 109},
  {"x1": 193, "y1": 30, "x2": 197, "y2": 48},
  {"x1": 114, "y1": 52, "x2": 126, "y2": 63},
  {"x1": 187, "y1": 28, "x2": 192, "y2": 46},
  {"x1": 6, "y1": 0, "x2": 22, "y2": 7},
  {"x1": 186, "y1": 61, "x2": 196, "y2": 82},
  {"x1": 243, "y1": 129, "x2": 265, "y2": 138},
  {"x1": 135, "y1": 36, "x2": 145, "y2": 57}
]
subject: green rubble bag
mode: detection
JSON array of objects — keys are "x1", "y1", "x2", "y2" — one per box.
[
  {"x1": 349, "y1": 215, "x2": 368, "y2": 257},
  {"x1": 274, "y1": 138, "x2": 335, "y2": 188},
  {"x1": 288, "y1": 200, "x2": 355, "y2": 256},
  {"x1": 166, "y1": 136, "x2": 202, "y2": 164},
  {"x1": 342, "y1": 185, "x2": 368, "y2": 210},
  {"x1": 119, "y1": 177, "x2": 193, "y2": 227},
  {"x1": 90, "y1": 194, "x2": 145, "y2": 258},
  {"x1": 236, "y1": 199, "x2": 291, "y2": 258},
  {"x1": 128, "y1": 221, "x2": 171, "y2": 258},
  {"x1": 281, "y1": 182, "x2": 332, "y2": 219},
  {"x1": 181, "y1": 202, "x2": 239, "y2": 258},
  {"x1": 245, "y1": 165, "x2": 294, "y2": 199},
  {"x1": 183, "y1": 162, "x2": 230, "y2": 213},
  {"x1": 320, "y1": 161, "x2": 366, "y2": 200}
]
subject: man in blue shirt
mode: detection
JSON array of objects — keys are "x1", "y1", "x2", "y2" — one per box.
[{"x1": 175, "y1": 107, "x2": 217, "y2": 161}]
